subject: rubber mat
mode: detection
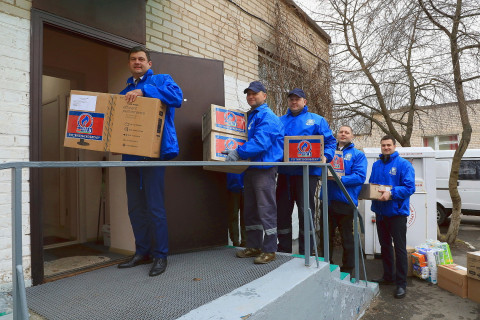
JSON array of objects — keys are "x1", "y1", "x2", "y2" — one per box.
[{"x1": 26, "y1": 247, "x2": 293, "y2": 320}]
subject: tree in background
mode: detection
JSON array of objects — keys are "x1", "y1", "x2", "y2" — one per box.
[{"x1": 418, "y1": 0, "x2": 480, "y2": 243}]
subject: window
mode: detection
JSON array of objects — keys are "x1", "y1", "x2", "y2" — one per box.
[
  {"x1": 423, "y1": 135, "x2": 458, "y2": 150},
  {"x1": 459, "y1": 160, "x2": 480, "y2": 180}
]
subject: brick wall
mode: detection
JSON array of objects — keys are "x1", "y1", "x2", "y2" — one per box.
[
  {"x1": 0, "y1": 0, "x2": 32, "y2": 290},
  {"x1": 145, "y1": 0, "x2": 329, "y2": 110},
  {"x1": 354, "y1": 101, "x2": 480, "y2": 150}
]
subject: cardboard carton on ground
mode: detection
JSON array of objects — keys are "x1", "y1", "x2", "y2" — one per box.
[
  {"x1": 203, "y1": 132, "x2": 248, "y2": 174},
  {"x1": 407, "y1": 246, "x2": 415, "y2": 277},
  {"x1": 358, "y1": 183, "x2": 392, "y2": 200},
  {"x1": 467, "y1": 251, "x2": 480, "y2": 280},
  {"x1": 284, "y1": 135, "x2": 324, "y2": 163},
  {"x1": 202, "y1": 104, "x2": 247, "y2": 140},
  {"x1": 64, "y1": 90, "x2": 166, "y2": 158},
  {"x1": 467, "y1": 277, "x2": 480, "y2": 303},
  {"x1": 328, "y1": 150, "x2": 345, "y2": 177},
  {"x1": 438, "y1": 264, "x2": 468, "y2": 298}
]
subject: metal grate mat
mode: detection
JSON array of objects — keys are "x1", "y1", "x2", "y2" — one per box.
[{"x1": 26, "y1": 247, "x2": 293, "y2": 320}]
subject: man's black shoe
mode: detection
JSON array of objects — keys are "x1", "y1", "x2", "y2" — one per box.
[
  {"x1": 149, "y1": 258, "x2": 167, "y2": 277},
  {"x1": 118, "y1": 255, "x2": 151, "y2": 269},
  {"x1": 371, "y1": 277, "x2": 395, "y2": 285},
  {"x1": 394, "y1": 287, "x2": 406, "y2": 299}
]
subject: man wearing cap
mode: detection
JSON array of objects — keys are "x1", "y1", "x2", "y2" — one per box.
[
  {"x1": 223, "y1": 81, "x2": 284, "y2": 264},
  {"x1": 276, "y1": 88, "x2": 336, "y2": 255}
]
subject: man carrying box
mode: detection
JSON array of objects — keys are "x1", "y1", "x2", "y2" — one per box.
[
  {"x1": 327, "y1": 125, "x2": 367, "y2": 276},
  {"x1": 223, "y1": 81, "x2": 284, "y2": 264},
  {"x1": 369, "y1": 135, "x2": 415, "y2": 299},
  {"x1": 117, "y1": 46, "x2": 183, "y2": 277},
  {"x1": 276, "y1": 88, "x2": 336, "y2": 255}
]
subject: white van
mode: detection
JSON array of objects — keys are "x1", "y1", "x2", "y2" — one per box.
[{"x1": 436, "y1": 149, "x2": 480, "y2": 224}]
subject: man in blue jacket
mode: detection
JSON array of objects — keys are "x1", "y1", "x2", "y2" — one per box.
[
  {"x1": 276, "y1": 88, "x2": 336, "y2": 255},
  {"x1": 369, "y1": 135, "x2": 415, "y2": 299},
  {"x1": 117, "y1": 46, "x2": 183, "y2": 277},
  {"x1": 327, "y1": 125, "x2": 367, "y2": 275},
  {"x1": 223, "y1": 81, "x2": 284, "y2": 264}
]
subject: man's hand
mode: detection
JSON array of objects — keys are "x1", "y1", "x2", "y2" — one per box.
[
  {"x1": 378, "y1": 190, "x2": 392, "y2": 201},
  {"x1": 222, "y1": 149, "x2": 240, "y2": 162},
  {"x1": 125, "y1": 89, "x2": 143, "y2": 103}
]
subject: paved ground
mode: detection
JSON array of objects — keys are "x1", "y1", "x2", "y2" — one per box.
[{"x1": 360, "y1": 215, "x2": 480, "y2": 320}]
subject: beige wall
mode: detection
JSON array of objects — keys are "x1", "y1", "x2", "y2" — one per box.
[{"x1": 354, "y1": 101, "x2": 480, "y2": 150}]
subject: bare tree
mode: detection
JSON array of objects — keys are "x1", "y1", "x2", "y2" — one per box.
[
  {"x1": 313, "y1": 0, "x2": 451, "y2": 144},
  {"x1": 418, "y1": 0, "x2": 480, "y2": 243}
]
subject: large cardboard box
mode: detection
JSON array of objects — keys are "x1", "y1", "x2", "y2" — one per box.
[
  {"x1": 328, "y1": 150, "x2": 345, "y2": 177},
  {"x1": 467, "y1": 251, "x2": 480, "y2": 280},
  {"x1": 467, "y1": 277, "x2": 480, "y2": 303},
  {"x1": 202, "y1": 104, "x2": 247, "y2": 140},
  {"x1": 284, "y1": 135, "x2": 324, "y2": 162},
  {"x1": 203, "y1": 132, "x2": 248, "y2": 174},
  {"x1": 358, "y1": 183, "x2": 392, "y2": 200},
  {"x1": 64, "y1": 90, "x2": 166, "y2": 158},
  {"x1": 438, "y1": 264, "x2": 468, "y2": 298}
]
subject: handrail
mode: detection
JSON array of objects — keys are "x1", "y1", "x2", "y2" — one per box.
[{"x1": 0, "y1": 160, "x2": 367, "y2": 319}]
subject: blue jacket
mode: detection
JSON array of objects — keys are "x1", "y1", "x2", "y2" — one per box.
[
  {"x1": 278, "y1": 106, "x2": 336, "y2": 176},
  {"x1": 369, "y1": 151, "x2": 416, "y2": 217},
  {"x1": 120, "y1": 69, "x2": 183, "y2": 161},
  {"x1": 227, "y1": 173, "x2": 244, "y2": 192},
  {"x1": 237, "y1": 103, "x2": 284, "y2": 169},
  {"x1": 327, "y1": 143, "x2": 367, "y2": 206}
]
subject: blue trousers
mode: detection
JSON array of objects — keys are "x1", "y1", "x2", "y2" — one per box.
[{"x1": 125, "y1": 166, "x2": 168, "y2": 258}]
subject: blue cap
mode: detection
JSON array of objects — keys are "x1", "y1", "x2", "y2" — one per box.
[
  {"x1": 288, "y1": 88, "x2": 306, "y2": 99},
  {"x1": 244, "y1": 81, "x2": 266, "y2": 93}
]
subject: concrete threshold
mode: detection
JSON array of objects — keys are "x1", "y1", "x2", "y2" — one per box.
[{"x1": 179, "y1": 255, "x2": 379, "y2": 320}]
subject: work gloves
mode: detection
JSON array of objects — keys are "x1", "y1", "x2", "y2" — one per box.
[{"x1": 222, "y1": 149, "x2": 240, "y2": 162}]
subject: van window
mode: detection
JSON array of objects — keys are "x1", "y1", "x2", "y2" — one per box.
[{"x1": 459, "y1": 160, "x2": 480, "y2": 180}]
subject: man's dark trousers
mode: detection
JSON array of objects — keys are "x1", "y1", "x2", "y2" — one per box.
[
  {"x1": 376, "y1": 215, "x2": 407, "y2": 289},
  {"x1": 328, "y1": 201, "x2": 354, "y2": 271},
  {"x1": 244, "y1": 167, "x2": 278, "y2": 253},
  {"x1": 276, "y1": 174, "x2": 318, "y2": 254},
  {"x1": 125, "y1": 166, "x2": 168, "y2": 259}
]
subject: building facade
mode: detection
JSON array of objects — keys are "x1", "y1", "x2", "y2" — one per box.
[{"x1": 0, "y1": 0, "x2": 331, "y2": 288}]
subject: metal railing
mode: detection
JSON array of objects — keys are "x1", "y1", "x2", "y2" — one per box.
[{"x1": 0, "y1": 160, "x2": 367, "y2": 320}]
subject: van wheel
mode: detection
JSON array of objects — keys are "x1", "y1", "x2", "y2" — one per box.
[{"x1": 437, "y1": 205, "x2": 447, "y2": 225}]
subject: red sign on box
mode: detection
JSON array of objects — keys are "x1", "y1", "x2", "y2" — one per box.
[
  {"x1": 214, "y1": 134, "x2": 247, "y2": 158},
  {"x1": 286, "y1": 138, "x2": 323, "y2": 161},
  {"x1": 214, "y1": 108, "x2": 246, "y2": 135},
  {"x1": 66, "y1": 111, "x2": 104, "y2": 141},
  {"x1": 330, "y1": 151, "x2": 344, "y2": 171}
]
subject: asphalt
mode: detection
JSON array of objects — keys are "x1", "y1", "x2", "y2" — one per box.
[{"x1": 360, "y1": 215, "x2": 480, "y2": 320}]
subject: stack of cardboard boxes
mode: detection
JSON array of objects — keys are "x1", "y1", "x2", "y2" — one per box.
[
  {"x1": 466, "y1": 251, "x2": 480, "y2": 303},
  {"x1": 202, "y1": 104, "x2": 248, "y2": 173}
]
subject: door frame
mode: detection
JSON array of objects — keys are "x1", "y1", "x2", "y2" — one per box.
[{"x1": 30, "y1": 8, "x2": 142, "y2": 285}]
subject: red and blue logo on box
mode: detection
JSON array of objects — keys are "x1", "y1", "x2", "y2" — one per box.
[
  {"x1": 330, "y1": 153, "x2": 345, "y2": 172},
  {"x1": 215, "y1": 108, "x2": 246, "y2": 134},
  {"x1": 66, "y1": 111, "x2": 104, "y2": 141},
  {"x1": 288, "y1": 139, "x2": 322, "y2": 161},
  {"x1": 215, "y1": 135, "x2": 247, "y2": 158}
]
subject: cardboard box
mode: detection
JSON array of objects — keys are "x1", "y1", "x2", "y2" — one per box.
[
  {"x1": 64, "y1": 90, "x2": 166, "y2": 158},
  {"x1": 284, "y1": 135, "x2": 324, "y2": 162},
  {"x1": 202, "y1": 104, "x2": 247, "y2": 140},
  {"x1": 467, "y1": 251, "x2": 480, "y2": 280},
  {"x1": 407, "y1": 246, "x2": 415, "y2": 277},
  {"x1": 467, "y1": 277, "x2": 480, "y2": 303},
  {"x1": 328, "y1": 150, "x2": 345, "y2": 177},
  {"x1": 358, "y1": 183, "x2": 392, "y2": 200},
  {"x1": 203, "y1": 132, "x2": 248, "y2": 174},
  {"x1": 438, "y1": 264, "x2": 468, "y2": 298}
]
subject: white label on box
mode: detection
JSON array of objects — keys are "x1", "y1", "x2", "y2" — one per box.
[
  {"x1": 384, "y1": 186, "x2": 391, "y2": 191},
  {"x1": 70, "y1": 94, "x2": 97, "y2": 112},
  {"x1": 456, "y1": 266, "x2": 467, "y2": 271}
]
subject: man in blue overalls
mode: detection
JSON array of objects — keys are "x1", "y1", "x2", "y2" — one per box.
[
  {"x1": 117, "y1": 46, "x2": 183, "y2": 277},
  {"x1": 224, "y1": 81, "x2": 284, "y2": 264}
]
